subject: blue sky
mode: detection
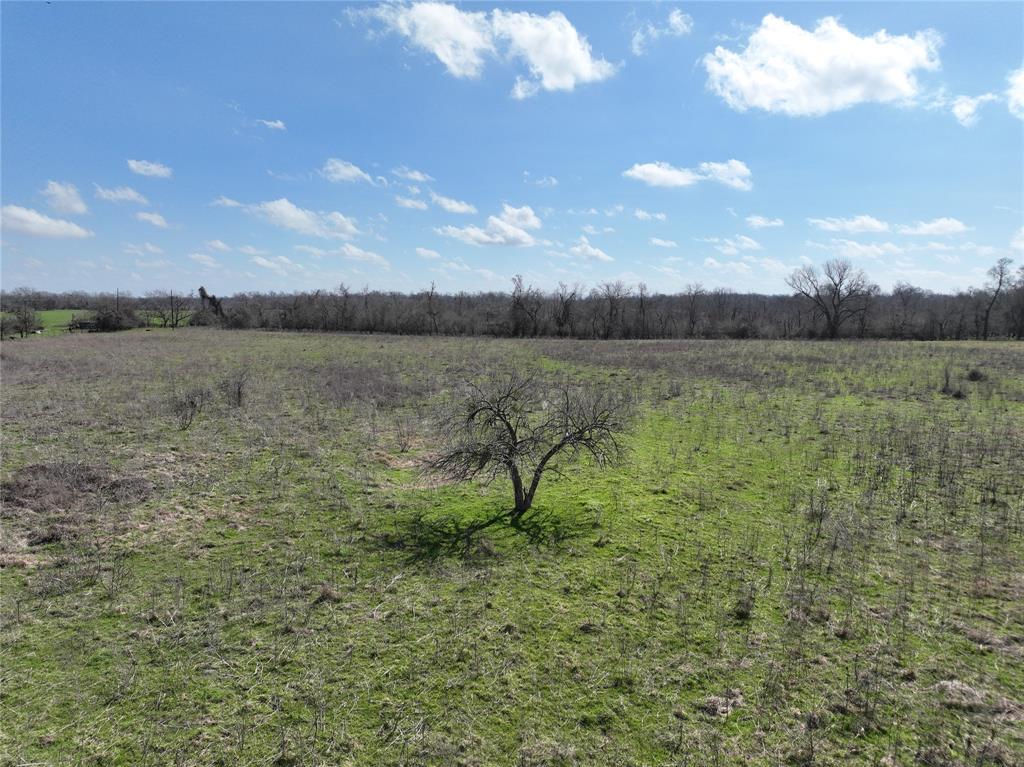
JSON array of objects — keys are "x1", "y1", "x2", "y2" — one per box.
[{"x1": 2, "y1": 1, "x2": 1022, "y2": 295}]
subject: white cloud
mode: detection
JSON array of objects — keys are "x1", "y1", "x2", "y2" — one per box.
[
  {"x1": 1010, "y1": 227, "x2": 1024, "y2": 251},
  {"x1": 396, "y1": 195, "x2": 429, "y2": 210},
  {"x1": 635, "y1": 208, "x2": 667, "y2": 221},
  {"x1": 322, "y1": 158, "x2": 372, "y2": 183},
  {"x1": 569, "y1": 234, "x2": 612, "y2": 261},
  {"x1": 1008, "y1": 67, "x2": 1024, "y2": 119},
  {"x1": 237, "y1": 245, "x2": 268, "y2": 256},
  {"x1": 623, "y1": 159, "x2": 752, "y2": 190},
  {"x1": 650, "y1": 237, "x2": 677, "y2": 248},
  {"x1": 392, "y1": 166, "x2": 434, "y2": 182},
  {"x1": 368, "y1": 3, "x2": 615, "y2": 97},
  {"x1": 704, "y1": 14, "x2": 941, "y2": 116},
  {"x1": 896, "y1": 217, "x2": 969, "y2": 236},
  {"x1": 829, "y1": 238, "x2": 904, "y2": 259},
  {"x1": 807, "y1": 215, "x2": 889, "y2": 233},
  {"x1": 251, "y1": 255, "x2": 305, "y2": 276},
  {"x1": 189, "y1": 253, "x2": 219, "y2": 268},
  {"x1": 256, "y1": 118, "x2": 287, "y2": 130},
  {"x1": 416, "y1": 247, "x2": 441, "y2": 259},
  {"x1": 712, "y1": 235, "x2": 761, "y2": 255},
  {"x1": 698, "y1": 160, "x2": 754, "y2": 191},
  {"x1": 437, "y1": 203, "x2": 541, "y2": 246},
  {"x1": 245, "y1": 198, "x2": 359, "y2": 239},
  {"x1": 951, "y1": 93, "x2": 998, "y2": 127},
  {"x1": 212, "y1": 196, "x2": 242, "y2": 208},
  {"x1": 524, "y1": 173, "x2": 558, "y2": 187},
  {"x1": 340, "y1": 243, "x2": 390, "y2": 268},
  {"x1": 136, "y1": 211, "x2": 169, "y2": 228},
  {"x1": 41, "y1": 181, "x2": 87, "y2": 215},
  {"x1": 491, "y1": 9, "x2": 617, "y2": 98},
  {"x1": 206, "y1": 239, "x2": 231, "y2": 252},
  {"x1": 703, "y1": 256, "x2": 752, "y2": 274},
  {"x1": 631, "y1": 8, "x2": 693, "y2": 56},
  {"x1": 1, "y1": 205, "x2": 94, "y2": 238},
  {"x1": 430, "y1": 191, "x2": 477, "y2": 214},
  {"x1": 127, "y1": 159, "x2": 173, "y2": 178},
  {"x1": 746, "y1": 215, "x2": 784, "y2": 228},
  {"x1": 370, "y1": 1, "x2": 495, "y2": 78},
  {"x1": 95, "y1": 184, "x2": 149, "y2": 205},
  {"x1": 124, "y1": 242, "x2": 164, "y2": 256}
]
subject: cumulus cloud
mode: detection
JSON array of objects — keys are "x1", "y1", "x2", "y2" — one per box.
[
  {"x1": 256, "y1": 118, "x2": 287, "y2": 130},
  {"x1": 430, "y1": 191, "x2": 477, "y2": 214},
  {"x1": 711, "y1": 235, "x2": 761, "y2": 256},
  {"x1": 206, "y1": 239, "x2": 231, "y2": 252},
  {"x1": 1006, "y1": 67, "x2": 1024, "y2": 119},
  {"x1": 340, "y1": 243, "x2": 390, "y2": 268},
  {"x1": 703, "y1": 14, "x2": 941, "y2": 116},
  {"x1": 322, "y1": 158, "x2": 372, "y2": 183},
  {"x1": 649, "y1": 237, "x2": 677, "y2": 248},
  {"x1": 623, "y1": 159, "x2": 752, "y2": 191},
  {"x1": 1011, "y1": 226, "x2": 1024, "y2": 251},
  {"x1": 366, "y1": 2, "x2": 615, "y2": 98},
  {"x1": 95, "y1": 184, "x2": 149, "y2": 205},
  {"x1": 136, "y1": 211, "x2": 169, "y2": 228},
  {"x1": 127, "y1": 159, "x2": 173, "y2": 178},
  {"x1": 41, "y1": 181, "x2": 87, "y2": 215},
  {"x1": 123, "y1": 242, "x2": 164, "y2": 256},
  {"x1": 392, "y1": 166, "x2": 434, "y2": 182},
  {"x1": 829, "y1": 239, "x2": 904, "y2": 259},
  {"x1": 238, "y1": 197, "x2": 359, "y2": 239},
  {"x1": 746, "y1": 215, "x2": 784, "y2": 228},
  {"x1": 395, "y1": 195, "x2": 428, "y2": 210},
  {"x1": 807, "y1": 215, "x2": 890, "y2": 233},
  {"x1": 896, "y1": 217, "x2": 969, "y2": 235},
  {"x1": 251, "y1": 255, "x2": 305, "y2": 276},
  {"x1": 1, "y1": 205, "x2": 94, "y2": 238},
  {"x1": 569, "y1": 234, "x2": 612, "y2": 261},
  {"x1": 237, "y1": 245, "x2": 268, "y2": 256},
  {"x1": 951, "y1": 93, "x2": 998, "y2": 127},
  {"x1": 189, "y1": 253, "x2": 219, "y2": 268},
  {"x1": 437, "y1": 203, "x2": 541, "y2": 246},
  {"x1": 212, "y1": 196, "x2": 242, "y2": 208},
  {"x1": 416, "y1": 247, "x2": 441, "y2": 259},
  {"x1": 635, "y1": 208, "x2": 667, "y2": 221},
  {"x1": 631, "y1": 8, "x2": 693, "y2": 56}
]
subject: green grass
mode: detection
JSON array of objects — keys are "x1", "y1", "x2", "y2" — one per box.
[
  {"x1": 0, "y1": 330, "x2": 1021, "y2": 766},
  {"x1": 1, "y1": 308, "x2": 92, "y2": 336}
]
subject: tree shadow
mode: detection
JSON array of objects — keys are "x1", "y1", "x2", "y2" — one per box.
[{"x1": 374, "y1": 505, "x2": 591, "y2": 564}]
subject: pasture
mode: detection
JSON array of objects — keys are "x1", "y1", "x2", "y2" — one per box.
[{"x1": 0, "y1": 329, "x2": 1021, "y2": 766}]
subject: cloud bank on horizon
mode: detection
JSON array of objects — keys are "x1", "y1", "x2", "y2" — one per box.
[{"x1": 1, "y1": 2, "x2": 1021, "y2": 295}]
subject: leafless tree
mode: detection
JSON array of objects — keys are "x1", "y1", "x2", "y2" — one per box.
[
  {"x1": 427, "y1": 371, "x2": 631, "y2": 518},
  {"x1": 147, "y1": 290, "x2": 191, "y2": 328},
  {"x1": 786, "y1": 259, "x2": 877, "y2": 339},
  {"x1": 12, "y1": 304, "x2": 40, "y2": 337},
  {"x1": 979, "y1": 257, "x2": 1013, "y2": 340}
]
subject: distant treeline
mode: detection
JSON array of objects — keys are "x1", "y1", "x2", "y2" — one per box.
[{"x1": 3, "y1": 257, "x2": 1023, "y2": 340}]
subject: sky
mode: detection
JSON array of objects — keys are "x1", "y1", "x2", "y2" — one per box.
[{"x1": 1, "y1": 1, "x2": 1022, "y2": 296}]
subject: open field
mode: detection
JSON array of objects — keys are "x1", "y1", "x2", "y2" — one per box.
[
  {"x1": 1, "y1": 309, "x2": 92, "y2": 337},
  {"x1": 1, "y1": 329, "x2": 1022, "y2": 766}
]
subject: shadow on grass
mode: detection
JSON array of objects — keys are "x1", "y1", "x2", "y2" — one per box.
[{"x1": 375, "y1": 505, "x2": 592, "y2": 563}]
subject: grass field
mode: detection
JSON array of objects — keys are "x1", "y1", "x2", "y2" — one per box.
[
  {"x1": 1, "y1": 329, "x2": 1021, "y2": 766},
  {"x1": 1, "y1": 309, "x2": 92, "y2": 337}
]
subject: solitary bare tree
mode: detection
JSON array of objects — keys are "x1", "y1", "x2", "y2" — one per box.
[
  {"x1": 786, "y1": 258, "x2": 877, "y2": 338},
  {"x1": 428, "y1": 371, "x2": 631, "y2": 518}
]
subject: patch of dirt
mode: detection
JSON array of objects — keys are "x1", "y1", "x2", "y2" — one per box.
[{"x1": 0, "y1": 462, "x2": 153, "y2": 557}]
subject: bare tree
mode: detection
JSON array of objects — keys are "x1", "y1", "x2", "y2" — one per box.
[
  {"x1": 12, "y1": 304, "x2": 41, "y2": 337},
  {"x1": 428, "y1": 371, "x2": 631, "y2": 518},
  {"x1": 979, "y1": 257, "x2": 1013, "y2": 340},
  {"x1": 786, "y1": 259, "x2": 877, "y2": 339}
]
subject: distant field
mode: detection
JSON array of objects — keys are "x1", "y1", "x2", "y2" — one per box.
[
  {"x1": 1, "y1": 308, "x2": 92, "y2": 336},
  {"x1": 1, "y1": 330, "x2": 1021, "y2": 766}
]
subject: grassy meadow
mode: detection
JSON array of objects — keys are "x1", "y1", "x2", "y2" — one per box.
[{"x1": 1, "y1": 329, "x2": 1022, "y2": 766}]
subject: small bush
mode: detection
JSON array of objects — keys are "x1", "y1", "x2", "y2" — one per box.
[
  {"x1": 172, "y1": 386, "x2": 211, "y2": 430},
  {"x1": 966, "y1": 368, "x2": 986, "y2": 382}
]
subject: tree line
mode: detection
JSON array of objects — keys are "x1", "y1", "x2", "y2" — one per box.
[{"x1": 3, "y1": 257, "x2": 1022, "y2": 340}]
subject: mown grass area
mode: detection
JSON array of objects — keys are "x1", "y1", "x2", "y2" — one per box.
[
  {"x1": 1, "y1": 309, "x2": 92, "y2": 337},
  {"x1": 1, "y1": 330, "x2": 1021, "y2": 766}
]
